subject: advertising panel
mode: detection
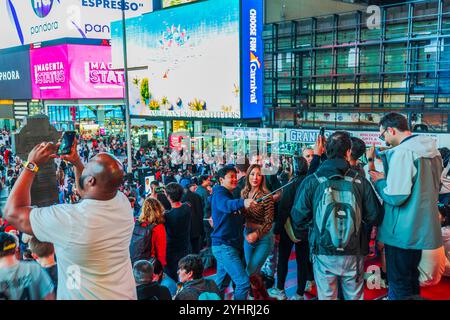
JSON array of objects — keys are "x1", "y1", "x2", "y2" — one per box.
[
  {"x1": 68, "y1": 45, "x2": 124, "y2": 99},
  {"x1": 30, "y1": 44, "x2": 71, "y2": 100},
  {"x1": 241, "y1": 0, "x2": 264, "y2": 119},
  {"x1": 287, "y1": 128, "x2": 450, "y2": 148},
  {"x1": 162, "y1": 0, "x2": 199, "y2": 8},
  {"x1": 30, "y1": 44, "x2": 124, "y2": 99},
  {"x1": 0, "y1": 0, "x2": 152, "y2": 49},
  {"x1": 0, "y1": 50, "x2": 32, "y2": 100},
  {"x1": 112, "y1": 0, "x2": 241, "y2": 119}
]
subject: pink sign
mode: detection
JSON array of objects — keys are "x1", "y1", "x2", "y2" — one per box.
[
  {"x1": 30, "y1": 44, "x2": 124, "y2": 99},
  {"x1": 68, "y1": 45, "x2": 124, "y2": 99}
]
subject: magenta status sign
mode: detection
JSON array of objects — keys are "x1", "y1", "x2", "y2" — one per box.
[
  {"x1": 30, "y1": 44, "x2": 124, "y2": 100},
  {"x1": 30, "y1": 45, "x2": 70, "y2": 100}
]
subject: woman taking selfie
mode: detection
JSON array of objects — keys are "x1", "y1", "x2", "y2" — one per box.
[{"x1": 241, "y1": 164, "x2": 275, "y2": 276}]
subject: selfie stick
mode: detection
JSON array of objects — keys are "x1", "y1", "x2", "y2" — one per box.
[{"x1": 255, "y1": 179, "x2": 296, "y2": 203}]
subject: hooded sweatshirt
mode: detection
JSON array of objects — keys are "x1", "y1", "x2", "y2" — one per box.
[{"x1": 375, "y1": 135, "x2": 443, "y2": 250}]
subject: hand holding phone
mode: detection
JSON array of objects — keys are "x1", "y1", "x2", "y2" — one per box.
[{"x1": 57, "y1": 131, "x2": 77, "y2": 156}]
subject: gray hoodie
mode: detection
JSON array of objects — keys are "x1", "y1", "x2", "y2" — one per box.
[{"x1": 375, "y1": 135, "x2": 443, "y2": 250}]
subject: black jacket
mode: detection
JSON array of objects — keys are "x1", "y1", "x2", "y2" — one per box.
[
  {"x1": 291, "y1": 158, "x2": 384, "y2": 256},
  {"x1": 174, "y1": 278, "x2": 221, "y2": 300},
  {"x1": 137, "y1": 282, "x2": 172, "y2": 300},
  {"x1": 274, "y1": 175, "x2": 306, "y2": 237},
  {"x1": 182, "y1": 190, "x2": 205, "y2": 239}
]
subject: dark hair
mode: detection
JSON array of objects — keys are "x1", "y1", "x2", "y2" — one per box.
[
  {"x1": 235, "y1": 157, "x2": 250, "y2": 173},
  {"x1": 178, "y1": 254, "x2": 203, "y2": 280},
  {"x1": 29, "y1": 237, "x2": 54, "y2": 258},
  {"x1": 0, "y1": 232, "x2": 17, "y2": 258},
  {"x1": 438, "y1": 204, "x2": 450, "y2": 227},
  {"x1": 379, "y1": 112, "x2": 409, "y2": 132},
  {"x1": 438, "y1": 147, "x2": 450, "y2": 168},
  {"x1": 150, "y1": 258, "x2": 163, "y2": 276},
  {"x1": 217, "y1": 165, "x2": 237, "y2": 180},
  {"x1": 133, "y1": 260, "x2": 154, "y2": 284},
  {"x1": 150, "y1": 180, "x2": 159, "y2": 187},
  {"x1": 199, "y1": 175, "x2": 210, "y2": 185},
  {"x1": 165, "y1": 182, "x2": 184, "y2": 202},
  {"x1": 350, "y1": 137, "x2": 366, "y2": 161},
  {"x1": 293, "y1": 156, "x2": 308, "y2": 176},
  {"x1": 326, "y1": 131, "x2": 352, "y2": 160}
]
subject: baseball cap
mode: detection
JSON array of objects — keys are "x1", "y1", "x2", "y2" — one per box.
[{"x1": 0, "y1": 232, "x2": 17, "y2": 254}]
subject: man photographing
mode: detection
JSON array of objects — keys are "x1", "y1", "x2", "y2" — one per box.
[{"x1": 3, "y1": 139, "x2": 137, "y2": 300}]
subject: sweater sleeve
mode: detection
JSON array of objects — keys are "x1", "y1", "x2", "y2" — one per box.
[
  {"x1": 152, "y1": 224, "x2": 167, "y2": 267},
  {"x1": 214, "y1": 190, "x2": 245, "y2": 214},
  {"x1": 256, "y1": 196, "x2": 275, "y2": 239}
]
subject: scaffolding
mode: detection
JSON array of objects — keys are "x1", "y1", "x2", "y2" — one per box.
[{"x1": 263, "y1": 0, "x2": 450, "y2": 131}]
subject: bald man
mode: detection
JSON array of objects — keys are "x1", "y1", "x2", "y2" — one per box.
[{"x1": 4, "y1": 139, "x2": 136, "y2": 300}]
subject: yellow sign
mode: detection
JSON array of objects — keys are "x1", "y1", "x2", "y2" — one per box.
[
  {"x1": 173, "y1": 120, "x2": 188, "y2": 132},
  {"x1": 0, "y1": 100, "x2": 13, "y2": 105}
]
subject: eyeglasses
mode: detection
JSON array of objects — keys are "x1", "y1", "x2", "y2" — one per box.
[{"x1": 379, "y1": 128, "x2": 388, "y2": 141}]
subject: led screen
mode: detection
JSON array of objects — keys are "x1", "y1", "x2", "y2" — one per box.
[{"x1": 113, "y1": 0, "x2": 241, "y2": 119}]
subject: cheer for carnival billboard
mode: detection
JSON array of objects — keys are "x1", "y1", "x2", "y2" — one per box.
[{"x1": 111, "y1": 0, "x2": 263, "y2": 120}]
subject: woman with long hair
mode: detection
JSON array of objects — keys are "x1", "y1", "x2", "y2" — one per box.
[
  {"x1": 137, "y1": 197, "x2": 167, "y2": 267},
  {"x1": 241, "y1": 164, "x2": 275, "y2": 277}
]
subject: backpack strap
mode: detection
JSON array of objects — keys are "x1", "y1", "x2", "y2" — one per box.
[{"x1": 313, "y1": 173, "x2": 328, "y2": 184}]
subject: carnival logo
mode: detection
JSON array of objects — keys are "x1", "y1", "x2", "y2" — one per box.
[
  {"x1": 31, "y1": 0, "x2": 54, "y2": 18},
  {"x1": 249, "y1": 8, "x2": 259, "y2": 104},
  {"x1": 250, "y1": 52, "x2": 261, "y2": 69}
]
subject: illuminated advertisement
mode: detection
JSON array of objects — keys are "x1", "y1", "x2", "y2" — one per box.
[
  {"x1": 241, "y1": 0, "x2": 263, "y2": 119},
  {"x1": 112, "y1": 0, "x2": 240, "y2": 119},
  {"x1": 0, "y1": 50, "x2": 32, "y2": 99},
  {"x1": 0, "y1": 0, "x2": 152, "y2": 49},
  {"x1": 30, "y1": 44, "x2": 124, "y2": 99},
  {"x1": 163, "y1": 0, "x2": 200, "y2": 8}
]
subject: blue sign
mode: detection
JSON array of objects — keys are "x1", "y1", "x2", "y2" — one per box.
[
  {"x1": 241, "y1": 0, "x2": 263, "y2": 119},
  {"x1": 288, "y1": 129, "x2": 333, "y2": 143},
  {"x1": 0, "y1": 49, "x2": 32, "y2": 100}
]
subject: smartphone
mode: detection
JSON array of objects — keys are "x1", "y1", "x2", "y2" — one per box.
[
  {"x1": 57, "y1": 131, "x2": 76, "y2": 155},
  {"x1": 319, "y1": 127, "x2": 325, "y2": 138}
]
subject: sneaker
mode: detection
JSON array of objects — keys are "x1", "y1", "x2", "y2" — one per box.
[
  {"x1": 290, "y1": 293, "x2": 305, "y2": 300},
  {"x1": 267, "y1": 287, "x2": 287, "y2": 300}
]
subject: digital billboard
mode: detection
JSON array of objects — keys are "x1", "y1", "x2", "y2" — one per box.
[
  {"x1": 163, "y1": 0, "x2": 200, "y2": 8},
  {"x1": 241, "y1": 0, "x2": 264, "y2": 119},
  {"x1": 30, "y1": 44, "x2": 124, "y2": 99},
  {"x1": 113, "y1": 0, "x2": 241, "y2": 119},
  {"x1": 0, "y1": 0, "x2": 152, "y2": 49},
  {"x1": 0, "y1": 50, "x2": 33, "y2": 100}
]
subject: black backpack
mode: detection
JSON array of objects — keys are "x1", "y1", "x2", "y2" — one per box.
[{"x1": 129, "y1": 221, "x2": 155, "y2": 264}]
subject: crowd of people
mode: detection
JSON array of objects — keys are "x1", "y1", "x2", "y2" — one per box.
[{"x1": 0, "y1": 112, "x2": 449, "y2": 300}]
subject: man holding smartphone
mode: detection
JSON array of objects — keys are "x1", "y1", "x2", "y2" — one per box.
[
  {"x1": 3, "y1": 137, "x2": 137, "y2": 300},
  {"x1": 369, "y1": 113, "x2": 443, "y2": 300}
]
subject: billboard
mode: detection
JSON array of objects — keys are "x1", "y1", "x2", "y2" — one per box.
[
  {"x1": 162, "y1": 0, "x2": 200, "y2": 8},
  {"x1": 0, "y1": 0, "x2": 152, "y2": 49},
  {"x1": 30, "y1": 44, "x2": 124, "y2": 99},
  {"x1": 241, "y1": 0, "x2": 264, "y2": 119},
  {"x1": 0, "y1": 50, "x2": 33, "y2": 100},
  {"x1": 112, "y1": 0, "x2": 241, "y2": 119}
]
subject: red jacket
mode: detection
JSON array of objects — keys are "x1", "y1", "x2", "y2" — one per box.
[{"x1": 151, "y1": 224, "x2": 167, "y2": 267}]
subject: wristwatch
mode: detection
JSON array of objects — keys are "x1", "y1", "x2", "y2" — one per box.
[
  {"x1": 367, "y1": 158, "x2": 374, "y2": 162},
  {"x1": 23, "y1": 161, "x2": 39, "y2": 173}
]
